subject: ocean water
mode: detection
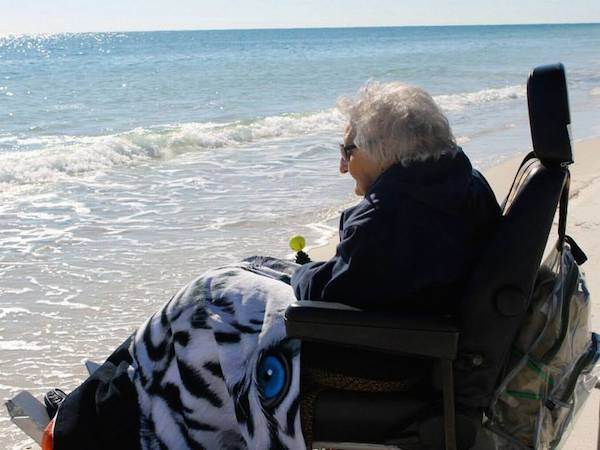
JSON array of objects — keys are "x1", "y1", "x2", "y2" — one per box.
[{"x1": 1, "y1": 24, "x2": 600, "y2": 447}]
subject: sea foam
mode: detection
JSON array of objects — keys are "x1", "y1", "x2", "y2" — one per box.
[
  {"x1": 0, "y1": 307, "x2": 31, "y2": 319},
  {"x1": 0, "y1": 109, "x2": 344, "y2": 186},
  {"x1": 0, "y1": 85, "x2": 525, "y2": 187},
  {"x1": 435, "y1": 85, "x2": 525, "y2": 112},
  {"x1": 0, "y1": 340, "x2": 49, "y2": 351}
]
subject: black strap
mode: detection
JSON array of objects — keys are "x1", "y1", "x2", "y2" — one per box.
[
  {"x1": 501, "y1": 152, "x2": 536, "y2": 211},
  {"x1": 565, "y1": 235, "x2": 588, "y2": 265},
  {"x1": 556, "y1": 171, "x2": 570, "y2": 251},
  {"x1": 505, "y1": 153, "x2": 574, "y2": 256},
  {"x1": 555, "y1": 171, "x2": 588, "y2": 265}
]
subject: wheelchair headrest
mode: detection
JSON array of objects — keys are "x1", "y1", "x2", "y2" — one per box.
[{"x1": 527, "y1": 63, "x2": 573, "y2": 166}]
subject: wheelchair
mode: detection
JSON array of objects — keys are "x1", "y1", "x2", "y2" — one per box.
[{"x1": 285, "y1": 63, "x2": 594, "y2": 450}]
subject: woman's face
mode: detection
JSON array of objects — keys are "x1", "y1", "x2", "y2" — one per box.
[{"x1": 340, "y1": 126, "x2": 384, "y2": 196}]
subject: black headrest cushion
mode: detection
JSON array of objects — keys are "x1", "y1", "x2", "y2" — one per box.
[{"x1": 527, "y1": 63, "x2": 573, "y2": 165}]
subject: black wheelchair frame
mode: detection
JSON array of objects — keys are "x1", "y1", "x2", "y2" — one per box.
[{"x1": 285, "y1": 63, "x2": 574, "y2": 450}]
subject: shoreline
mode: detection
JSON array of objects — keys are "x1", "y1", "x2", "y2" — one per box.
[{"x1": 308, "y1": 136, "x2": 600, "y2": 448}]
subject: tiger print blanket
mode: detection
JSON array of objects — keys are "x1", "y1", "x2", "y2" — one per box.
[{"x1": 129, "y1": 256, "x2": 306, "y2": 449}]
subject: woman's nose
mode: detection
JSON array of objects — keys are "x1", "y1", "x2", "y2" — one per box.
[{"x1": 339, "y1": 157, "x2": 349, "y2": 174}]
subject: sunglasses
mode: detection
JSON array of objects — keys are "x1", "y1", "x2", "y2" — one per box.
[{"x1": 339, "y1": 143, "x2": 357, "y2": 161}]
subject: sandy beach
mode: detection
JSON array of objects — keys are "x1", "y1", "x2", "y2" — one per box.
[{"x1": 310, "y1": 137, "x2": 600, "y2": 449}]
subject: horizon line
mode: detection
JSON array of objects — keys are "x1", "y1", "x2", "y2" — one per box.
[{"x1": 2, "y1": 20, "x2": 599, "y2": 38}]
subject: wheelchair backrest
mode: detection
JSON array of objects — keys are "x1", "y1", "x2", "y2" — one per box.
[{"x1": 454, "y1": 64, "x2": 572, "y2": 409}]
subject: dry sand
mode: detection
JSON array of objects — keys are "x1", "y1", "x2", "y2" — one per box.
[{"x1": 307, "y1": 137, "x2": 600, "y2": 449}]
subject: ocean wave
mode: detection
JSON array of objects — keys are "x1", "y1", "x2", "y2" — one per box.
[
  {"x1": 0, "y1": 307, "x2": 31, "y2": 319},
  {"x1": 0, "y1": 340, "x2": 49, "y2": 351},
  {"x1": 434, "y1": 85, "x2": 525, "y2": 112},
  {"x1": 0, "y1": 84, "x2": 525, "y2": 186},
  {"x1": 591, "y1": 87, "x2": 600, "y2": 96},
  {"x1": 0, "y1": 109, "x2": 345, "y2": 186},
  {"x1": 455, "y1": 135, "x2": 470, "y2": 145}
]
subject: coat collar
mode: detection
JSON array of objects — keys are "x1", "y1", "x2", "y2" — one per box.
[{"x1": 364, "y1": 148, "x2": 474, "y2": 215}]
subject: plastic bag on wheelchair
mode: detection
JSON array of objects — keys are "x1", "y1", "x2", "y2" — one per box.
[{"x1": 485, "y1": 237, "x2": 600, "y2": 449}]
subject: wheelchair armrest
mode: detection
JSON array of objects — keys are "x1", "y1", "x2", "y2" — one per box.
[{"x1": 284, "y1": 301, "x2": 459, "y2": 360}]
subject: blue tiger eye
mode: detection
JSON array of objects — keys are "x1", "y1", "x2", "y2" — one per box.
[{"x1": 257, "y1": 354, "x2": 286, "y2": 400}]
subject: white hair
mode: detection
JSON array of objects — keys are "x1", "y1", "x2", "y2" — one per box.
[{"x1": 338, "y1": 81, "x2": 457, "y2": 167}]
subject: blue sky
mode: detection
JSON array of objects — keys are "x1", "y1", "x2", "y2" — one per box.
[{"x1": 1, "y1": 0, "x2": 599, "y2": 35}]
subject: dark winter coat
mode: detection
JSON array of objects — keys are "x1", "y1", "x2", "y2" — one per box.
[{"x1": 291, "y1": 149, "x2": 501, "y2": 313}]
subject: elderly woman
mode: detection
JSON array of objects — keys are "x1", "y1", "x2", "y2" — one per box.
[{"x1": 292, "y1": 82, "x2": 500, "y2": 313}]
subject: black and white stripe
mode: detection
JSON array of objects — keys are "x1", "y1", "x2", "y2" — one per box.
[{"x1": 129, "y1": 258, "x2": 305, "y2": 449}]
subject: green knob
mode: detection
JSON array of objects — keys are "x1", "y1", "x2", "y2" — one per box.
[{"x1": 289, "y1": 235, "x2": 306, "y2": 252}]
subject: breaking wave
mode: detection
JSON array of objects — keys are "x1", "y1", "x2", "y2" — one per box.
[
  {"x1": 435, "y1": 85, "x2": 525, "y2": 112},
  {"x1": 0, "y1": 84, "x2": 525, "y2": 186},
  {"x1": 0, "y1": 109, "x2": 345, "y2": 185}
]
